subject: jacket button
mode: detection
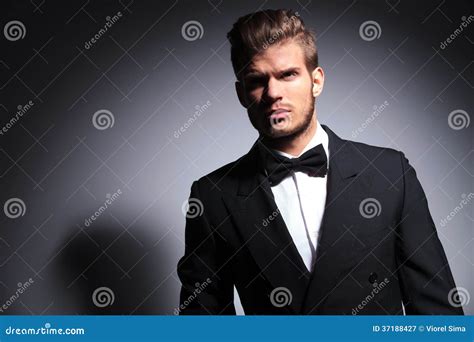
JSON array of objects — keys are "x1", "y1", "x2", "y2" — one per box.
[{"x1": 368, "y1": 272, "x2": 378, "y2": 284}]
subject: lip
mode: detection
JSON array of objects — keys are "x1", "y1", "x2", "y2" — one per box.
[
  {"x1": 269, "y1": 111, "x2": 289, "y2": 120},
  {"x1": 267, "y1": 108, "x2": 291, "y2": 117}
]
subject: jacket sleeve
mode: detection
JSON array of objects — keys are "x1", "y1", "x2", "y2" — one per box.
[
  {"x1": 396, "y1": 152, "x2": 463, "y2": 314},
  {"x1": 176, "y1": 181, "x2": 236, "y2": 315}
]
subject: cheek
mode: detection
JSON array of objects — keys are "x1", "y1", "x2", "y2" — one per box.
[
  {"x1": 290, "y1": 82, "x2": 312, "y2": 106},
  {"x1": 248, "y1": 89, "x2": 263, "y2": 103}
]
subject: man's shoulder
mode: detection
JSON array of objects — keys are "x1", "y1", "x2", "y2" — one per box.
[
  {"x1": 323, "y1": 124, "x2": 404, "y2": 165},
  {"x1": 346, "y1": 138, "x2": 402, "y2": 161},
  {"x1": 343, "y1": 138, "x2": 408, "y2": 183},
  {"x1": 192, "y1": 153, "x2": 251, "y2": 193}
]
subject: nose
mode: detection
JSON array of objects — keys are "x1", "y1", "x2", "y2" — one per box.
[{"x1": 263, "y1": 77, "x2": 283, "y2": 104}]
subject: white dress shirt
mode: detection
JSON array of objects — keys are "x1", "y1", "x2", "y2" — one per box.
[{"x1": 270, "y1": 120, "x2": 330, "y2": 272}]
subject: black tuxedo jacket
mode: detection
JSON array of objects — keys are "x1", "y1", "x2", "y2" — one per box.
[{"x1": 177, "y1": 125, "x2": 463, "y2": 315}]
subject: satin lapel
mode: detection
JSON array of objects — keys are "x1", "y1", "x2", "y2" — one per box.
[
  {"x1": 222, "y1": 142, "x2": 311, "y2": 314},
  {"x1": 302, "y1": 125, "x2": 375, "y2": 314}
]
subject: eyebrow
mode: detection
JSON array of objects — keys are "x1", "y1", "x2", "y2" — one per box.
[
  {"x1": 244, "y1": 67, "x2": 301, "y2": 78},
  {"x1": 244, "y1": 70, "x2": 265, "y2": 78}
]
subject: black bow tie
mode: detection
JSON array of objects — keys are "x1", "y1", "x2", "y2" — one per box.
[{"x1": 263, "y1": 144, "x2": 328, "y2": 186}]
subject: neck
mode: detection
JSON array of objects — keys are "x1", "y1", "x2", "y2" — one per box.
[{"x1": 263, "y1": 115, "x2": 317, "y2": 157}]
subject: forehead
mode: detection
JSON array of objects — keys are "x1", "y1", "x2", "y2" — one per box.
[{"x1": 247, "y1": 40, "x2": 306, "y2": 74}]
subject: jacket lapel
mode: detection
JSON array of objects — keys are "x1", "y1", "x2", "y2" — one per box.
[
  {"x1": 301, "y1": 124, "x2": 376, "y2": 314},
  {"x1": 222, "y1": 140, "x2": 310, "y2": 314}
]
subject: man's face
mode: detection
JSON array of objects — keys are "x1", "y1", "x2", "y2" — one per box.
[{"x1": 236, "y1": 40, "x2": 323, "y2": 139}]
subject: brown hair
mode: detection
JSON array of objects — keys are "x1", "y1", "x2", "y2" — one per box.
[{"x1": 227, "y1": 9, "x2": 318, "y2": 80}]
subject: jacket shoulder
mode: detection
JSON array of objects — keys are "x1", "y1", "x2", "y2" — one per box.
[
  {"x1": 345, "y1": 138, "x2": 407, "y2": 185},
  {"x1": 192, "y1": 154, "x2": 248, "y2": 194},
  {"x1": 347, "y1": 139, "x2": 402, "y2": 160}
]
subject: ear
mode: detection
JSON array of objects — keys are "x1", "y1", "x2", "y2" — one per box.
[
  {"x1": 311, "y1": 66, "x2": 325, "y2": 98},
  {"x1": 235, "y1": 81, "x2": 249, "y2": 109}
]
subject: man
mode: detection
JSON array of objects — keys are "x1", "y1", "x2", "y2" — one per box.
[{"x1": 177, "y1": 9, "x2": 463, "y2": 315}]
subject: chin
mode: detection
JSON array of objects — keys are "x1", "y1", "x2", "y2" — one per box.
[
  {"x1": 261, "y1": 126, "x2": 298, "y2": 139},
  {"x1": 270, "y1": 129, "x2": 293, "y2": 138}
]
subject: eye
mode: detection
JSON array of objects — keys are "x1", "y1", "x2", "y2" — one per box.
[
  {"x1": 282, "y1": 70, "x2": 298, "y2": 79},
  {"x1": 248, "y1": 76, "x2": 262, "y2": 84},
  {"x1": 245, "y1": 76, "x2": 266, "y2": 88}
]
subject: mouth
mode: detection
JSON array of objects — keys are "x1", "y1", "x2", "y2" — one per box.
[
  {"x1": 267, "y1": 108, "x2": 291, "y2": 120},
  {"x1": 267, "y1": 108, "x2": 291, "y2": 128}
]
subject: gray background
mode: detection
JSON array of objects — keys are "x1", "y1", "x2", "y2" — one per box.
[{"x1": 0, "y1": 0, "x2": 472, "y2": 315}]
